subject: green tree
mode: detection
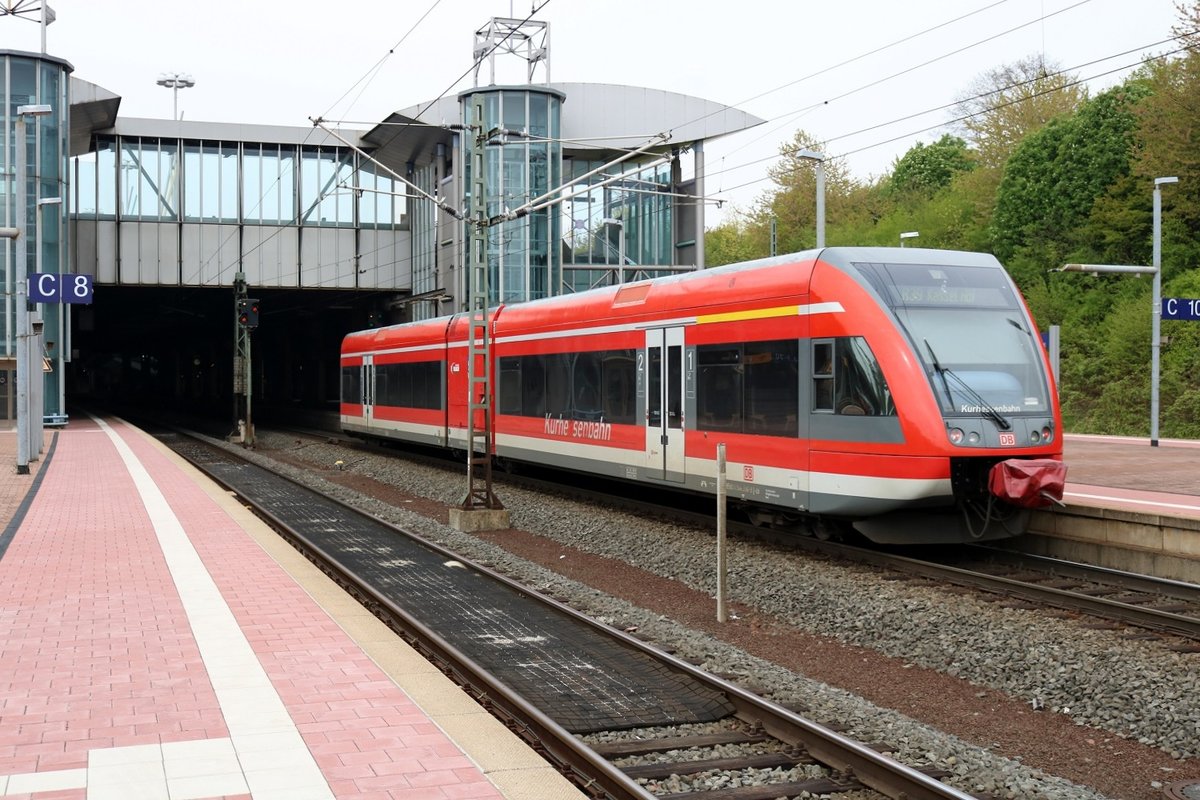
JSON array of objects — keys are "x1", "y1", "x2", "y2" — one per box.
[
  {"x1": 705, "y1": 211, "x2": 766, "y2": 267},
  {"x1": 992, "y1": 82, "x2": 1149, "y2": 278},
  {"x1": 755, "y1": 130, "x2": 859, "y2": 252},
  {"x1": 887, "y1": 135, "x2": 975, "y2": 198},
  {"x1": 952, "y1": 55, "x2": 1086, "y2": 168}
]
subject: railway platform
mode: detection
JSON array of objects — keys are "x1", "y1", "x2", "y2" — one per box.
[
  {"x1": 0, "y1": 417, "x2": 584, "y2": 800},
  {"x1": 1018, "y1": 433, "x2": 1200, "y2": 583},
  {"x1": 1062, "y1": 433, "x2": 1200, "y2": 520}
]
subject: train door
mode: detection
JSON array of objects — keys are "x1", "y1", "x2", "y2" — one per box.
[
  {"x1": 644, "y1": 327, "x2": 685, "y2": 482},
  {"x1": 361, "y1": 355, "x2": 376, "y2": 427}
]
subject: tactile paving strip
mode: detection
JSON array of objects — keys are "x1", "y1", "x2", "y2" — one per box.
[{"x1": 182, "y1": 445, "x2": 733, "y2": 733}]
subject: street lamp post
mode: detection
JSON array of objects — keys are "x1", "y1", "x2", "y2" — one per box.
[
  {"x1": 1151, "y1": 176, "x2": 1178, "y2": 447},
  {"x1": 156, "y1": 72, "x2": 195, "y2": 120},
  {"x1": 900, "y1": 231, "x2": 919, "y2": 247},
  {"x1": 797, "y1": 149, "x2": 825, "y2": 248},
  {"x1": 13, "y1": 104, "x2": 53, "y2": 475}
]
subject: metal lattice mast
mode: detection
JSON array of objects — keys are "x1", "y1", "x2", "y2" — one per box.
[
  {"x1": 471, "y1": 17, "x2": 549, "y2": 87},
  {"x1": 461, "y1": 100, "x2": 502, "y2": 510}
]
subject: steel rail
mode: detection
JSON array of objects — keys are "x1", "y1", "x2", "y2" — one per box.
[
  {"x1": 834, "y1": 543, "x2": 1200, "y2": 641},
  {"x1": 502, "y1": 466, "x2": 1200, "y2": 641},
  {"x1": 170, "y1": 430, "x2": 979, "y2": 800}
]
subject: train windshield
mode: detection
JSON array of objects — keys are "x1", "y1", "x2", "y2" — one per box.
[{"x1": 855, "y1": 261, "x2": 1050, "y2": 415}]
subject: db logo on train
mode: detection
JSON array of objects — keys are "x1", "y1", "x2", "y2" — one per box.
[
  {"x1": 998, "y1": 433, "x2": 1017, "y2": 446},
  {"x1": 743, "y1": 465, "x2": 755, "y2": 481}
]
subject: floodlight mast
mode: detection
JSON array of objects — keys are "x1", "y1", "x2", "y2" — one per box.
[
  {"x1": 156, "y1": 72, "x2": 195, "y2": 120},
  {"x1": 796, "y1": 149, "x2": 825, "y2": 248},
  {"x1": 1057, "y1": 174, "x2": 1178, "y2": 448},
  {"x1": 1151, "y1": 176, "x2": 1178, "y2": 446}
]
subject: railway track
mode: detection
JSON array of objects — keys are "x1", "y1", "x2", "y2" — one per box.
[
  {"x1": 477, "y1": 447, "x2": 1200, "y2": 648},
  {"x1": 158, "y1": 427, "x2": 979, "y2": 800},
  {"x1": 887, "y1": 545, "x2": 1200, "y2": 647},
  {"x1": 268, "y1": 425, "x2": 1200, "y2": 648}
]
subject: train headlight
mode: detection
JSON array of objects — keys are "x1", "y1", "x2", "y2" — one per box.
[
  {"x1": 1030, "y1": 430, "x2": 1042, "y2": 444},
  {"x1": 967, "y1": 431, "x2": 980, "y2": 444},
  {"x1": 948, "y1": 427, "x2": 964, "y2": 444}
]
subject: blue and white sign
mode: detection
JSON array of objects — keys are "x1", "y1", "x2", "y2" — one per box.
[
  {"x1": 1162, "y1": 297, "x2": 1200, "y2": 321},
  {"x1": 29, "y1": 273, "x2": 94, "y2": 305}
]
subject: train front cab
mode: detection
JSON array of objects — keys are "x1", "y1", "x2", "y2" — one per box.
[{"x1": 815, "y1": 248, "x2": 1065, "y2": 543}]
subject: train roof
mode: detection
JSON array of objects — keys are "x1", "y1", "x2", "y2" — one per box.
[{"x1": 341, "y1": 247, "x2": 1009, "y2": 352}]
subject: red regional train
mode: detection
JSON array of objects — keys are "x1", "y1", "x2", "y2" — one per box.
[{"x1": 341, "y1": 247, "x2": 1066, "y2": 544}]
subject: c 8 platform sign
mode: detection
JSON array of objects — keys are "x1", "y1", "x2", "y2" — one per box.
[{"x1": 29, "y1": 273, "x2": 94, "y2": 304}]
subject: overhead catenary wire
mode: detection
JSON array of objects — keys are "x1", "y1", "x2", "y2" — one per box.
[
  {"x1": 177, "y1": 0, "x2": 1174, "y2": 283},
  {"x1": 191, "y1": 0, "x2": 1037, "y2": 283},
  {"x1": 705, "y1": 38, "x2": 1192, "y2": 202}
]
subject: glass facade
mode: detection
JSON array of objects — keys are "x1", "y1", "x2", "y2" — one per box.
[
  {"x1": 2, "y1": 52, "x2": 71, "y2": 424},
  {"x1": 461, "y1": 87, "x2": 562, "y2": 304},
  {"x1": 560, "y1": 157, "x2": 673, "y2": 293},
  {"x1": 73, "y1": 137, "x2": 406, "y2": 229}
]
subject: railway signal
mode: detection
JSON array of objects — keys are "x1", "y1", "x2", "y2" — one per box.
[{"x1": 237, "y1": 298, "x2": 260, "y2": 329}]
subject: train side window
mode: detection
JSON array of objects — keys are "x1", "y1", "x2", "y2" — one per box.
[
  {"x1": 375, "y1": 365, "x2": 394, "y2": 406},
  {"x1": 502, "y1": 350, "x2": 636, "y2": 422},
  {"x1": 372, "y1": 362, "x2": 444, "y2": 409},
  {"x1": 602, "y1": 349, "x2": 637, "y2": 425},
  {"x1": 696, "y1": 345, "x2": 743, "y2": 432},
  {"x1": 341, "y1": 366, "x2": 361, "y2": 405},
  {"x1": 745, "y1": 340, "x2": 799, "y2": 436},
  {"x1": 572, "y1": 352, "x2": 604, "y2": 420},
  {"x1": 544, "y1": 353, "x2": 571, "y2": 418},
  {"x1": 498, "y1": 357, "x2": 522, "y2": 415},
  {"x1": 812, "y1": 340, "x2": 835, "y2": 412},
  {"x1": 522, "y1": 356, "x2": 547, "y2": 416},
  {"x1": 419, "y1": 361, "x2": 443, "y2": 409}
]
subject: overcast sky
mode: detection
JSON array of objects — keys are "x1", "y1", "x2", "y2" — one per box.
[{"x1": 4, "y1": 0, "x2": 1186, "y2": 222}]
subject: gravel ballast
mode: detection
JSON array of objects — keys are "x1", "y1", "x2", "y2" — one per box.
[{"x1": 214, "y1": 431, "x2": 1199, "y2": 800}]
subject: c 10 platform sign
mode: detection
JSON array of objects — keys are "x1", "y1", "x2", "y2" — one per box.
[
  {"x1": 29, "y1": 273, "x2": 94, "y2": 304},
  {"x1": 1162, "y1": 297, "x2": 1200, "y2": 321}
]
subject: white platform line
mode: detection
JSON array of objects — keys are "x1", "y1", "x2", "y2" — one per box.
[{"x1": 93, "y1": 417, "x2": 333, "y2": 800}]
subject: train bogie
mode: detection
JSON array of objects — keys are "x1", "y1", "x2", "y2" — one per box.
[{"x1": 341, "y1": 247, "x2": 1065, "y2": 545}]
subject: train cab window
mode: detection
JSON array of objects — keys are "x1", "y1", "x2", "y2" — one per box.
[
  {"x1": 812, "y1": 341, "x2": 834, "y2": 412},
  {"x1": 812, "y1": 337, "x2": 894, "y2": 416}
]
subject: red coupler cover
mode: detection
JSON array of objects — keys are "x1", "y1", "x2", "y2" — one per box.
[{"x1": 988, "y1": 458, "x2": 1067, "y2": 508}]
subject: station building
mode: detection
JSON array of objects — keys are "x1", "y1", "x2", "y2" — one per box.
[{"x1": 2, "y1": 15, "x2": 763, "y2": 434}]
